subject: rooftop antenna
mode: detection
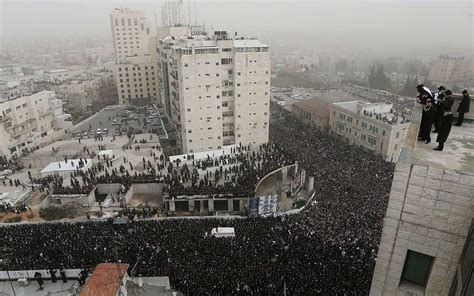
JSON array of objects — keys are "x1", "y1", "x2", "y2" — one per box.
[
  {"x1": 188, "y1": 0, "x2": 191, "y2": 26},
  {"x1": 194, "y1": 0, "x2": 197, "y2": 26}
]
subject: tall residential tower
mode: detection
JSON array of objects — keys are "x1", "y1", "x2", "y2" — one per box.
[
  {"x1": 159, "y1": 31, "x2": 271, "y2": 153},
  {"x1": 110, "y1": 8, "x2": 160, "y2": 105}
]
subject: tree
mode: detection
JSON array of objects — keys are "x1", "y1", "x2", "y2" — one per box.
[
  {"x1": 335, "y1": 58, "x2": 349, "y2": 73},
  {"x1": 400, "y1": 76, "x2": 418, "y2": 96},
  {"x1": 368, "y1": 64, "x2": 392, "y2": 91}
]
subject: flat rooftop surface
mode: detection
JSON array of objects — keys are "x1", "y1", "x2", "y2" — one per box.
[
  {"x1": 0, "y1": 279, "x2": 77, "y2": 296},
  {"x1": 41, "y1": 159, "x2": 92, "y2": 174},
  {"x1": 414, "y1": 123, "x2": 474, "y2": 173}
]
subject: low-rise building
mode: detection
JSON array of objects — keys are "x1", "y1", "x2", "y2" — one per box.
[
  {"x1": 0, "y1": 90, "x2": 71, "y2": 156},
  {"x1": 291, "y1": 90, "x2": 359, "y2": 129},
  {"x1": 329, "y1": 101, "x2": 409, "y2": 162}
]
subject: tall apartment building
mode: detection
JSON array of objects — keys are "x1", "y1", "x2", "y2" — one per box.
[
  {"x1": 427, "y1": 54, "x2": 473, "y2": 87},
  {"x1": 110, "y1": 8, "x2": 160, "y2": 105},
  {"x1": 109, "y1": 8, "x2": 153, "y2": 59},
  {"x1": 159, "y1": 31, "x2": 271, "y2": 153},
  {"x1": 0, "y1": 90, "x2": 71, "y2": 156},
  {"x1": 328, "y1": 101, "x2": 409, "y2": 162},
  {"x1": 113, "y1": 55, "x2": 160, "y2": 105},
  {"x1": 161, "y1": 0, "x2": 185, "y2": 27}
]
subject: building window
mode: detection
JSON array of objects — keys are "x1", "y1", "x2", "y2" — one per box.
[{"x1": 401, "y1": 250, "x2": 434, "y2": 287}]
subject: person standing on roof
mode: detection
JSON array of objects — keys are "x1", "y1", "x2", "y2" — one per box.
[{"x1": 455, "y1": 90, "x2": 470, "y2": 126}]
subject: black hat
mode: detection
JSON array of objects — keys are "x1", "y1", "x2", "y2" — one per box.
[
  {"x1": 445, "y1": 90, "x2": 452, "y2": 95},
  {"x1": 462, "y1": 89, "x2": 468, "y2": 94},
  {"x1": 437, "y1": 86, "x2": 446, "y2": 91}
]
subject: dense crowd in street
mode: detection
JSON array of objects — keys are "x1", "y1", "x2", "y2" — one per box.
[{"x1": 0, "y1": 107, "x2": 394, "y2": 295}]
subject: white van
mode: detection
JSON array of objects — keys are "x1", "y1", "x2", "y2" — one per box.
[{"x1": 210, "y1": 227, "x2": 235, "y2": 238}]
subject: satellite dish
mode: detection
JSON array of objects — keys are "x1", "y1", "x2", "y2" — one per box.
[
  {"x1": 120, "y1": 286, "x2": 128, "y2": 296},
  {"x1": 137, "y1": 278, "x2": 143, "y2": 287}
]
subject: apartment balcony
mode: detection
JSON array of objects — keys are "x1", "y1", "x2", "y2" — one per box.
[
  {"x1": 0, "y1": 114, "x2": 12, "y2": 122},
  {"x1": 9, "y1": 123, "x2": 37, "y2": 138}
]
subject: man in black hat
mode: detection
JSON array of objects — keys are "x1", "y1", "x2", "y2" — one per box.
[
  {"x1": 435, "y1": 90, "x2": 455, "y2": 151},
  {"x1": 50, "y1": 269, "x2": 57, "y2": 283},
  {"x1": 34, "y1": 272, "x2": 44, "y2": 291},
  {"x1": 60, "y1": 268, "x2": 67, "y2": 283},
  {"x1": 420, "y1": 100, "x2": 436, "y2": 143},
  {"x1": 455, "y1": 90, "x2": 470, "y2": 126},
  {"x1": 434, "y1": 92, "x2": 446, "y2": 133},
  {"x1": 416, "y1": 84, "x2": 433, "y2": 105},
  {"x1": 417, "y1": 84, "x2": 434, "y2": 140},
  {"x1": 433, "y1": 85, "x2": 446, "y2": 106}
]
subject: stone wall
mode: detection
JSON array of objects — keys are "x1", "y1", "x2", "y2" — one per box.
[{"x1": 370, "y1": 163, "x2": 474, "y2": 295}]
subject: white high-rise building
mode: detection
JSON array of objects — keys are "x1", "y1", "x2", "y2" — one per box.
[
  {"x1": 110, "y1": 8, "x2": 160, "y2": 105},
  {"x1": 110, "y1": 8, "x2": 153, "y2": 59},
  {"x1": 159, "y1": 30, "x2": 271, "y2": 153},
  {"x1": 161, "y1": 0, "x2": 185, "y2": 27}
]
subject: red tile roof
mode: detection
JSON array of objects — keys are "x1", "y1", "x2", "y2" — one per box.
[{"x1": 80, "y1": 263, "x2": 129, "y2": 296}]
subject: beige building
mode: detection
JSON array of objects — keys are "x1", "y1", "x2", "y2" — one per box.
[
  {"x1": 109, "y1": 8, "x2": 153, "y2": 59},
  {"x1": 329, "y1": 101, "x2": 409, "y2": 162},
  {"x1": 0, "y1": 90, "x2": 71, "y2": 156},
  {"x1": 159, "y1": 31, "x2": 271, "y2": 153},
  {"x1": 370, "y1": 104, "x2": 474, "y2": 296},
  {"x1": 110, "y1": 8, "x2": 160, "y2": 105},
  {"x1": 162, "y1": 0, "x2": 185, "y2": 27},
  {"x1": 427, "y1": 54, "x2": 473, "y2": 87},
  {"x1": 291, "y1": 90, "x2": 359, "y2": 129},
  {"x1": 114, "y1": 55, "x2": 160, "y2": 105}
]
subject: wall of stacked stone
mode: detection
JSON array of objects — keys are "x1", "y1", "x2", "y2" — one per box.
[{"x1": 370, "y1": 162, "x2": 474, "y2": 296}]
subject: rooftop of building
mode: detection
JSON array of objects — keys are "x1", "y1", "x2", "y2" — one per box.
[
  {"x1": 163, "y1": 31, "x2": 268, "y2": 50},
  {"x1": 292, "y1": 90, "x2": 360, "y2": 115},
  {"x1": 400, "y1": 104, "x2": 474, "y2": 173},
  {"x1": 45, "y1": 69, "x2": 68, "y2": 73},
  {"x1": 80, "y1": 263, "x2": 129, "y2": 296},
  {"x1": 0, "y1": 89, "x2": 54, "y2": 104},
  {"x1": 333, "y1": 100, "x2": 410, "y2": 125},
  {"x1": 40, "y1": 159, "x2": 92, "y2": 175}
]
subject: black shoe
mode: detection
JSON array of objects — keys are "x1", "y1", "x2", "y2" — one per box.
[
  {"x1": 434, "y1": 147, "x2": 443, "y2": 151},
  {"x1": 425, "y1": 139, "x2": 431, "y2": 144}
]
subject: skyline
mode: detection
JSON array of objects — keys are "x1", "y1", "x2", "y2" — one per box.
[{"x1": 1, "y1": 0, "x2": 472, "y2": 57}]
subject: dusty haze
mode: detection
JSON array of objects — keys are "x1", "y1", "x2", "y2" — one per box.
[{"x1": 0, "y1": 0, "x2": 472, "y2": 57}]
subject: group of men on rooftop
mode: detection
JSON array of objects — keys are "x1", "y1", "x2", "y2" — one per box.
[{"x1": 416, "y1": 84, "x2": 470, "y2": 151}]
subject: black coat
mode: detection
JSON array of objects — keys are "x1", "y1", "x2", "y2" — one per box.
[
  {"x1": 436, "y1": 113, "x2": 453, "y2": 143},
  {"x1": 457, "y1": 95, "x2": 470, "y2": 113},
  {"x1": 421, "y1": 106, "x2": 436, "y2": 138}
]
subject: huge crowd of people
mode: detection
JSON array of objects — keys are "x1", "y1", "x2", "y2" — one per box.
[{"x1": 0, "y1": 106, "x2": 395, "y2": 295}]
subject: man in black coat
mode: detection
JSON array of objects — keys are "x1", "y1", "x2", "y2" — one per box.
[
  {"x1": 435, "y1": 90, "x2": 455, "y2": 151},
  {"x1": 416, "y1": 84, "x2": 434, "y2": 140},
  {"x1": 420, "y1": 101, "x2": 436, "y2": 143},
  {"x1": 34, "y1": 272, "x2": 44, "y2": 291},
  {"x1": 455, "y1": 90, "x2": 470, "y2": 126}
]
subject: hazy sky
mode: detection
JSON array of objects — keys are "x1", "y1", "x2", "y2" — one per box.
[{"x1": 0, "y1": 0, "x2": 472, "y2": 56}]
